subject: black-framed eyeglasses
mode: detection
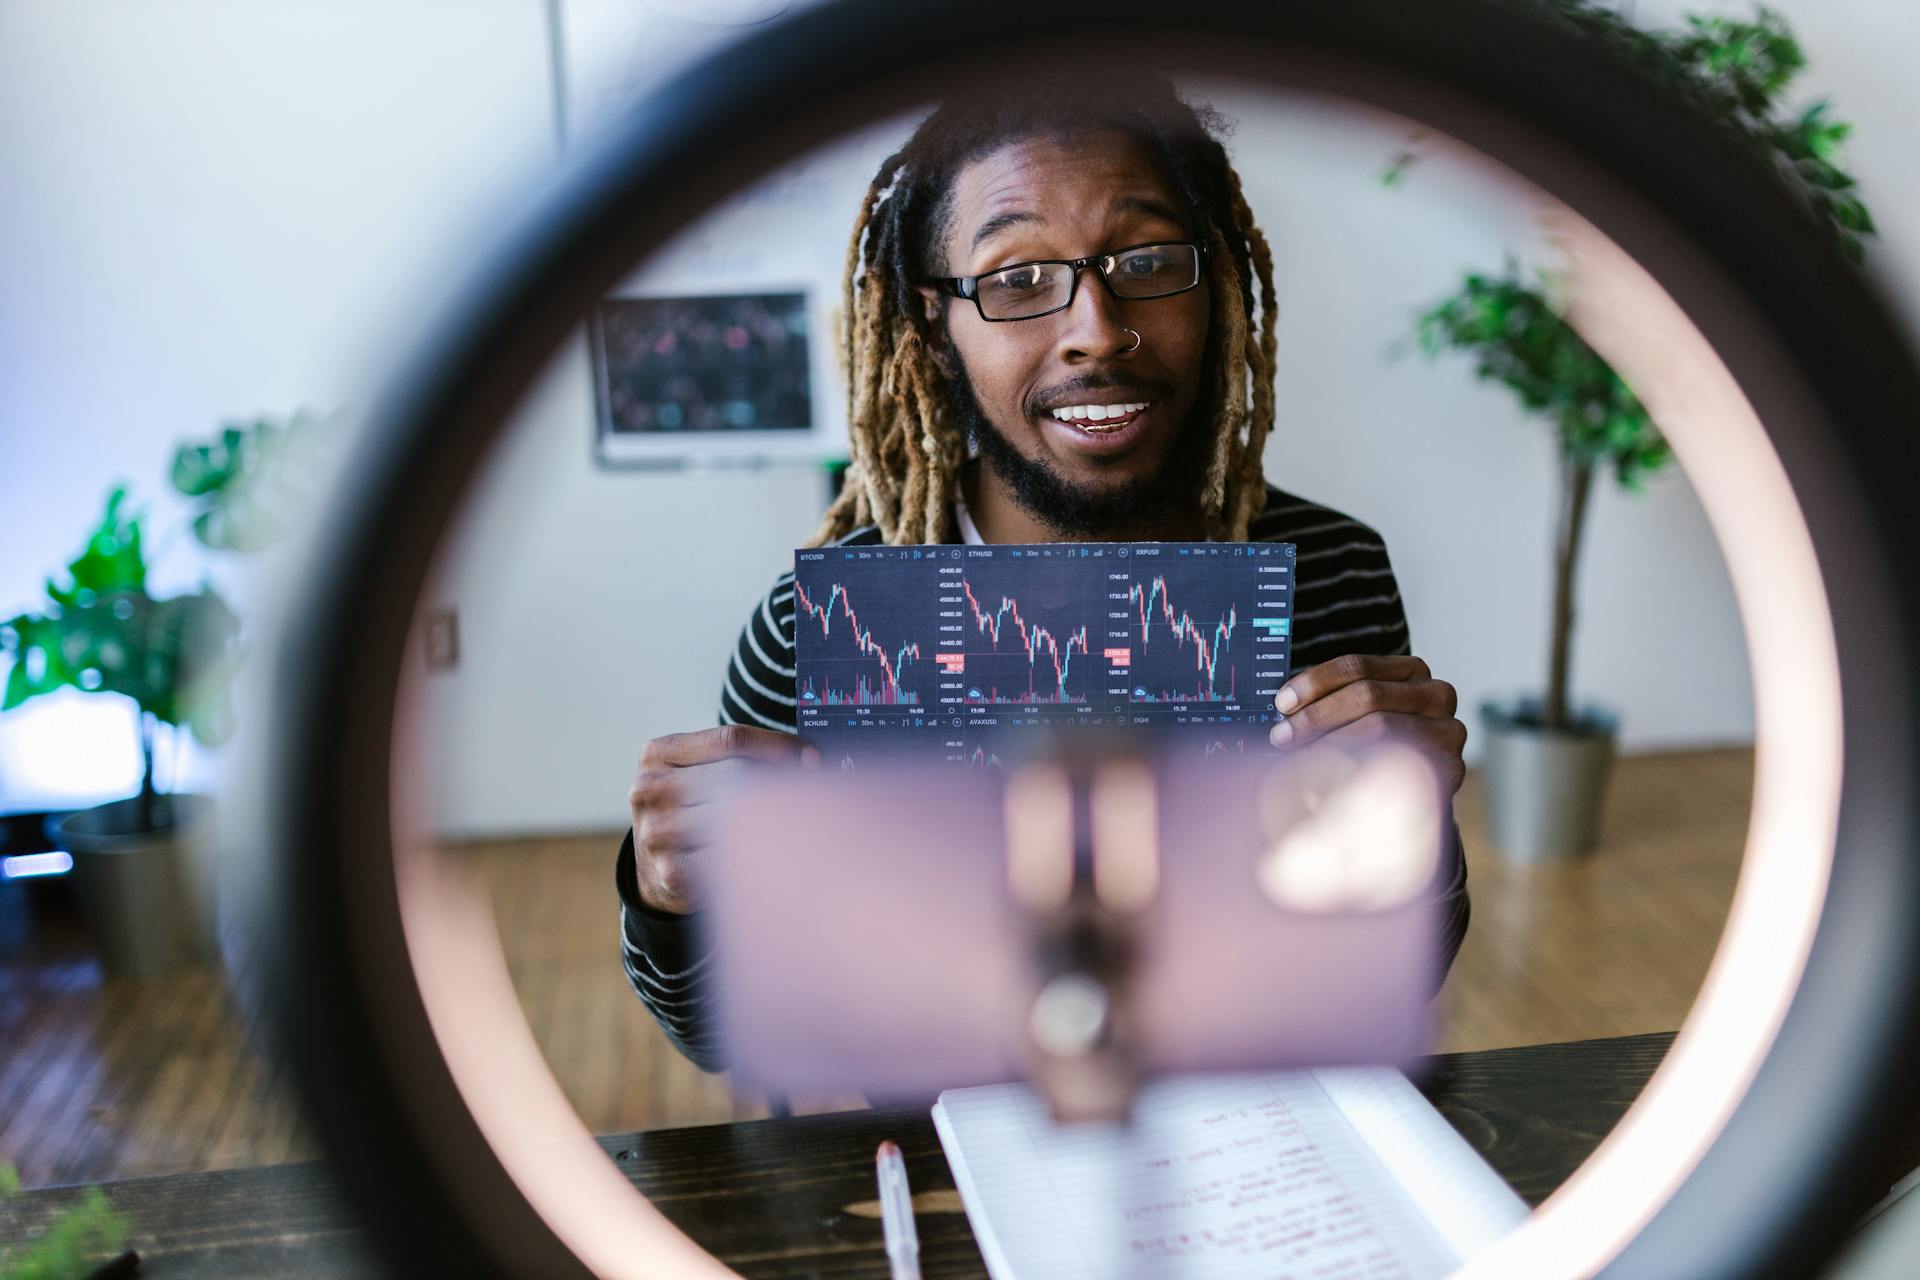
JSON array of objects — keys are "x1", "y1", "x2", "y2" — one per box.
[{"x1": 928, "y1": 241, "x2": 1206, "y2": 322}]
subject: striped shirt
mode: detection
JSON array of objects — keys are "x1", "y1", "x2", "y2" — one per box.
[{"x1": 616, "y1": 483, "x2": 1470, "y2": 1071}]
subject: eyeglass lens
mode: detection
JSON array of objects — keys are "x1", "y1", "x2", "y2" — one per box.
[{"x1": 975, "y1": 243, "x2": 1199, "y2": 319}]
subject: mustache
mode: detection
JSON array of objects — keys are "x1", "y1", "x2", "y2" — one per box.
[{"x1": 1029, "y1": 373, "x2": 1173, "y2": 415}]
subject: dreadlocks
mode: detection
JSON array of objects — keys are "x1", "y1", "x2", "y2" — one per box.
[{"x1": 813, "y1": 77, "x2": 1278, "y2": 547}]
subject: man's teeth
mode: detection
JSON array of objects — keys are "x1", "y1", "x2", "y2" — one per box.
[{"x1": 1048, "y1": 402, "x2": 1149, "y2": 425}]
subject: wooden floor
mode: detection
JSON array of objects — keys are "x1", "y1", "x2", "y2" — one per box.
[
  {"x1": 0, "y1": 747, "x2": 1752, "y2": 1189},
  {"x1": 1437, "y1": 746, "x2": 1751, "y2": 1050}
]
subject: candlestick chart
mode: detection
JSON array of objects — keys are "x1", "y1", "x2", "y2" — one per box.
[
  {"x1": 791, "y1": 572, "x2": 934, "y2": 708},
  {"x1": 1123, "y1": 571, "x2": 1246, "y2": 703},
  {"x1": 792, "y1": 541, "x2": 1294, "y2": 768},
  {"x1": 953, "y1": 561, "x2": 1103, "y2": 705}
]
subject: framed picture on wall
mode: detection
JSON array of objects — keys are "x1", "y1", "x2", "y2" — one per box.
[{"x1": 590, "y1": 289, "x2": 819, "y2": 467}]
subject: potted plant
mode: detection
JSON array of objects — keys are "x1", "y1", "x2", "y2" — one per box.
[
  {"x1": 0, "y1": 1161, "x2": 129, "y2": 1277},
  {"x1": 1396, "y1": 4, "x2": 1874, "y2": 859},
  {"x1": 1, "y1": 414, "x2": 319, "y2": 976}
]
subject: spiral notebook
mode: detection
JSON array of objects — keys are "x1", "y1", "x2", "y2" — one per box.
[{"x1": 931, "y1": 1069, "x2": 1529, "y2": 1279}]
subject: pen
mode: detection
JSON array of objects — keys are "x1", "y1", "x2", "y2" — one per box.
[{"x1": 875, "y1": 1139, "x2": 922, "y2": 1280}]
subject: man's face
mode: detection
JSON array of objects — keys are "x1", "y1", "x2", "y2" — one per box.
[{"x1": 922, "y1": 130, "x2": 1215, "y2": 536}]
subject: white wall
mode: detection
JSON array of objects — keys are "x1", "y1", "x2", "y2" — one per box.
[
  {"x1": 5, "y1": 2, "x2": 1915, "y2": 838},
  {"x1": 0, "y1": 0, "x2": 556, "y2": 810},
  {"x1": 416, "y1": 345, "x2": 830, "y2": 837}
]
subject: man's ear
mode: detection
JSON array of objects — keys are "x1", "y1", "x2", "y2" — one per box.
[
  {"x1": 914, "y1": 283, "x2": 944, "y2": 328},
  {"x1": 915, "y1": 284, "x2": 955, "y2": 376}
]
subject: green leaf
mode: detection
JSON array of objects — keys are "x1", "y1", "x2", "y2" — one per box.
[
  {"x1": 1833, "y1": 196, "x2": 1876, "y2": 233},
  {"x1": 47, "y1": 486, "x2": 147, "y2": 609},
  {"x1": 191, "y1": 509, "x2": 221, "y2": 548},
  {"x1": 172, "y1": 411, "x2": 328, "y2": 553},
  {"x1": 1405, "y1": 260, "x2": 1670, "y2": 488},
  {"x1": 1797, "y1": 161, "x2": 1856, "y2": 192},
  {"x1": 170, "y1": 441, "x2": 231, "y2": 497},
  {"x1": 0, "y1": 660, "x2": 24, "y2": 713},
  {"x1": 0, "y1": 583, "x2": 243, "y2": 732}
]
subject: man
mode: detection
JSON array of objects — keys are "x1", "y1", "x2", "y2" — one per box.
[{"x1": 617, "y1": 80, "x2": 1470, "y2": 1071}]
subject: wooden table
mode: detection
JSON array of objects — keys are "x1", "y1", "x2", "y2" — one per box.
[{"x1": 0, "y1": 1033, "x2": 1686, "y2": 1277}]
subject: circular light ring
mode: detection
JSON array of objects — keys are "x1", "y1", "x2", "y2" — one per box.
[{"x1": 252, "y1": 3, "x2": 1920, "y2": 1277}]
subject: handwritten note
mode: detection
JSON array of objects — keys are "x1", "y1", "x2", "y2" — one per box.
[{"x1": 932, "y1": 1071, "x2": 1527, "y2": 1280}]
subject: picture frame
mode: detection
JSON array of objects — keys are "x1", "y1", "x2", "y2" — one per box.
[{"x1": 590, "y1": 289, "x2": 820, "y2": 467}]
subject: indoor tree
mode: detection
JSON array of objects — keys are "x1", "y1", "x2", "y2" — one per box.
[{"x1": 1399, "y1": 3, "x2": 1874, "y2": 732}]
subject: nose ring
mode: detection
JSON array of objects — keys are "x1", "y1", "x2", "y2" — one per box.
[{"x1": 1121, "y1": 328, "x2": 1142, "y2": 354}]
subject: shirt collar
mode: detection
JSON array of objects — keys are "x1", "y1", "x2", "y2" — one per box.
[{"x1": 953, "y1": 481, "x2": 985, "y2": 546}]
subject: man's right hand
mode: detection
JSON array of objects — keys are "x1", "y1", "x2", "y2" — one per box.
[{"x1": 629, "y1": 725, "x2": 818, "y2": 915}]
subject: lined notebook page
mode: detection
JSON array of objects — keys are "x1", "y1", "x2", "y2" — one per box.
[
  {"x1": 932, "y1": 1072, "x2": 1526, "y2": 1280},
  {"x1": 1311, "y1": 1068, "x2": 1531, "y2": 1262}
]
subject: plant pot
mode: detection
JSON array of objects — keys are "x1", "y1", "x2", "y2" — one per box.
[
  {"x1": 49, "y1": 793, "x2": 216, "y2": 981},
  {"x1": 1479, "y1": 700, "x2": 1617, "y2": 863}
]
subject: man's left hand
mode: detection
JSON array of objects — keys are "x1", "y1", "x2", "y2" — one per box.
[{"x1": 1270, "y1": 654, "x2": 1467, "y2": 795}]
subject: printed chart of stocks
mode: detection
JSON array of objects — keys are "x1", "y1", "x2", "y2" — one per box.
[{"x1": 792, "y1": 542, "x2": 1296, "y2": 770}]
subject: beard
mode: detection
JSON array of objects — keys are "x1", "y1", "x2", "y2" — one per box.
[{"x1": 940, "y1": 333, "x2": 1216, "y2": 540}]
